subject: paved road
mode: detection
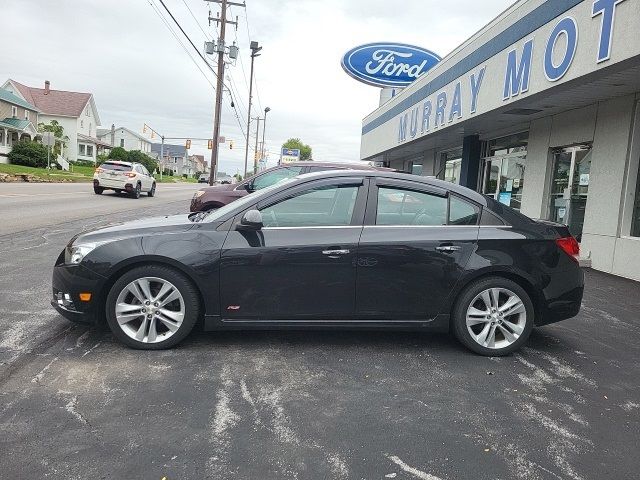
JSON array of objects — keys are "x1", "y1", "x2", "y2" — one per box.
[
  {"x1": 0, "y1": 182, "x2": 201, "y2": 235},
  {"x1": 0, "y1": 183, "x2": 639, "y2": 480}
]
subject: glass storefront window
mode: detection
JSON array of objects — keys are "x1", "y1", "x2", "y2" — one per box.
[
  {"x1": 440, "y1": 148, "x2": 463, "y2": 184},
  {"x1": 548, "y1": 146, "x2": 591, "y2": 241},
  {"x1": 481, "y1": 132, "x2": 528, "y2": 211}
]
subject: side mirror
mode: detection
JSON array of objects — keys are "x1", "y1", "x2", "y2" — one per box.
[
  {"x1": 238, "y1": 209, "x2": 263, "y2": 230},
  {"x1": 243, "y1": 182, "x2": 254, "y2": 193}
]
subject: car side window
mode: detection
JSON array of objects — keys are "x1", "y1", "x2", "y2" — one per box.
[
  {"x1": 252, "y1": 166, "x2": 304, "y2": 190},
  {"x1": 260, "y1": 185, "x2": 359, "y2": 227},
  {"x1": 449, "y1": 195, "x2": 480, "y2": 225},
  {"x1": 376, "y1": 186, "x2": 447, "y2": 226}
]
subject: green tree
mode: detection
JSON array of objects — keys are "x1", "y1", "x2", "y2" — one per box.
[
  {"x1": 282, "y1": 138, "x2": 312, "y2": 161},
  {"x1": 107, "y1": 146, "x2": 128, "y2": 161},
  {"x1": 38, "y1": 120, "x2": 68, "y2": 157},
  {"x1": 8, "y1": 140, "x2": 48, "y2": 168},
  {"x1": 127, "y1": 150, "x2": 158, "y2": 174}
]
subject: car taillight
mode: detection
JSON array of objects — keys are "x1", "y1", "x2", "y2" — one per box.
[
  {"x1": 125, "y1": 172, "x2": 136, "y2": 178},
  {"x1": 556, "y1": 236, "x2": 580, "y2": 262}
]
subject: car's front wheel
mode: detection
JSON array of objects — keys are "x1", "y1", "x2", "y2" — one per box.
[
  {"x1": 147, "y1": 183, "x2": 156, "y2": 197},
  {"x1": 105, "y1": 265, "x2": 200, "y2": 349},
  {"x1": 452, "y1": 277, "x2": 534, "y2": 356},
  {"x1": 94, "y1": 186, "x2": 104, "y2": 195}
]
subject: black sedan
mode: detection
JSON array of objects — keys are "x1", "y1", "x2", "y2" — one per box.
[{"x1": 52, "y1": 170, "x2": 584, "y2": 356}]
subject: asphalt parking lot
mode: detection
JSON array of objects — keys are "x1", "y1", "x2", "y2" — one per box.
[{"x1": 1, "y1": 183, "x2": 639, "y2": 480}]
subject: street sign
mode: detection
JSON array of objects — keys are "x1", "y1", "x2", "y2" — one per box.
[
  {"x1": 280, "y1": 148, "x2": 300, "y2": 164},
  {"x1": 41, "y1": 132, "x2": 55, "y2": 147}
]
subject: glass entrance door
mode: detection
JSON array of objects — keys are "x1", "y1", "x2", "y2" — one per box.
[
  {"x1": 482, "y1": 153, "x2": 527, "y2": 211},
  {"x1": 549, "y1": 146, "x2": 592, "y2": 241}
]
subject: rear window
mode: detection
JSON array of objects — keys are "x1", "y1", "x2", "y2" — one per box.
[{"x1": 101, "y1": 162, "x2": 132, "y2": 172}]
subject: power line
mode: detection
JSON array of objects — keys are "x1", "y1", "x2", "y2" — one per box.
[
  {"x1": 239, "y1": 9, "x2": 263, "y2": 111},
  {"x1": 147, "y1": 0, "x2": 216, "y2": 90}
]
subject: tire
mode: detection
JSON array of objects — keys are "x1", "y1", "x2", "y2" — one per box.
[
  {"x1": 452, "y1": 277, "x2": 534, "y2": 356},
  {"x1": 131, "y1": 182, "x2": 141, "y2": 199},
  {"x1": 94, "y1": 186, "x2": 104, "y2": 195},
  {"x1": 147, "y1": 183, "x2": 156, "y2": 197},
  {"x1": 105, "y1": 265, "x2": 200, "y2": 350},
  {"x1": 115, "y1": 189, "x2": 122, "y2": 194}
]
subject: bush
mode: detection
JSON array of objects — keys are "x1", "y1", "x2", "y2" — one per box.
[
  {"x1": 96, "y1": 153, "x2": 109, "y2": 165},
  {"x1": 72, "y1": 158, "x2": 95, "y2": 167},
  {"x1": 8, "y1": 141, "x2": 48, "y2": 168}
]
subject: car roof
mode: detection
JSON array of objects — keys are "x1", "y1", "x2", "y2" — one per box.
[
  {"x1": 103, "y1": 160, "x2": 133, "y2": 166},
  {"x1": 275, "y1": 161, "x2": 394, "y2": 171},
  {"x1": 284, "y1": 169, "x2": 489, "y2": 206}
]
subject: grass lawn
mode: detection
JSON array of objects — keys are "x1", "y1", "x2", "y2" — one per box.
[
  {"x1": 0, "y1": 163, "x2": 201, "y2": 184},
  {"x1": 0, "y1": 163, "x2": 93, "y2": 182}
]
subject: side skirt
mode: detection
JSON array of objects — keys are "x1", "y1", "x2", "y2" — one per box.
[{"x1": 203, "y1": 314, "x2": 450, "y2": 332}]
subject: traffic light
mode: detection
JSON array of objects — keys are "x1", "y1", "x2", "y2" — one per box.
[
  {"x1": 207, "y1": 139, "x2": 213, "y2": 149},
  {"x1": 185, "y1": 139, "x2": 191, "y2": 149},
  {"x1": 229, "y1": 140, "x2": 234, "y2": 150},
  {"x1": 254, "y1": 151, "x2": 258, "y2": 160}
]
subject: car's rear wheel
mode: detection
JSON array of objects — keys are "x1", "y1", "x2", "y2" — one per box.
[
  {"x1": 452, "y1": 277, "x2": 534, "y2": 356},
  {"x1": 131, "y1": 183, "x2": 141, "y2": 199},
  {"x1": 105, "y1": 265, "x2": 200, "y2": 349},
  {"x1": 94, "y1": 186, "x2": 104, "y2": 195},
  {"x1": 147, "y1": 183, "x2": 156, "y2": 197}
]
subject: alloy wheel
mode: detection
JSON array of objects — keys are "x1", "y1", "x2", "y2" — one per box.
[
  {"x1": 465, "y1": 287, "x2": 526, "y2": 349},
  {"x1": 114, "y1": 276, "x2": 185, "y2": 344}
]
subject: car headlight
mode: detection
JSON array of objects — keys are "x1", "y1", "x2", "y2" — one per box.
[
  {"x1": 194, "y1": 190, "x2": 206, "y2": 198},
  {"x1": 64, "y1": 242, "x2": 102, "y2": 264}
]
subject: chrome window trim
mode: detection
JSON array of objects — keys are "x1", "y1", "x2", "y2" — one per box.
[
  {"x1": 261, "y1": 226, "x2": 363, "y2": 230},
  {"x1": 364, "y1": 225, "x2": 512, "y2": 229}
]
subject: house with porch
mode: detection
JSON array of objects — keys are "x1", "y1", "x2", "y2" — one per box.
[
  {"x1": 0, "y1": 88, "x2": 40, "y2": 163},
  {"x1": 1, "y1": 79, "x2": 107, "y2": 163}
]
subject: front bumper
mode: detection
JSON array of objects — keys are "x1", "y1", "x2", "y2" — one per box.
[{"x1": 51, "y1": 250, "x2": 107, "y2": 325}]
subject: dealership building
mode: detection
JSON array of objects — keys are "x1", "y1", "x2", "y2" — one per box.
[{"x1": 359, "y1": 0, "x2": 640, "y2": 281}]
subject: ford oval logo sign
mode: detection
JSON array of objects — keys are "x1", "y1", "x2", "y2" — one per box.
[{"x1": 341, "y1": 43, "x2": 441, "y2": 88}]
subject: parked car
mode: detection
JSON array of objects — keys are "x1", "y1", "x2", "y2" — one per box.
[
  {"x1": 93, "y1": 161, "x2": 156, "y2": 198},
  {"x1": 198, "y1": 174, "x2": 208, "y2": 183},
  {"x1": 52, "y1": 170, "x2": 583, "y2": 355},
  {"x1": 190, "y1": 161, "x2": 393, "y2": 212}
]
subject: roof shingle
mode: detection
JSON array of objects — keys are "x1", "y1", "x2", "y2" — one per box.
[{"x1": 10, "y1": 79, "x2": 92, "y2": 118}]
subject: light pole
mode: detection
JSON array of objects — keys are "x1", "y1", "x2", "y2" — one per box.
[
  {"x1": 261, "y1": 106, "x2": 270, "y2": 167},
  {"x1": 243, "y1": 41, "x2": 262, "y2": 178}
]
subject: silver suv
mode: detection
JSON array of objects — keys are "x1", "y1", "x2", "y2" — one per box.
[{"x1": 93, "y1": 161, "x2": 156, "y2": 199}]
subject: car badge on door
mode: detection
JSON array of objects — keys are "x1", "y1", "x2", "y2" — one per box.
[{"x1": 227, "y1": 305, "x2": 240, "y2": 310}]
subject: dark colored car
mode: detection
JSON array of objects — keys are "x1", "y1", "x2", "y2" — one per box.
[
  {"x1": 190, "y1": 161, "x2": 392, "y2": 212},
  {"x1": 52, "y1": 170, "x2": 583, "y2": 356}
]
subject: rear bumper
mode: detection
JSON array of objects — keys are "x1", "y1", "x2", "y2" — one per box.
[
  {"x1": 537, "y1": 266, "x2": 585, "y2": 326},
  {"x1": 51, "y1": 251, "x2": 107, "y2": 325},
  {"x1": 93, "y1": 177, "x2": 133, "y2": 191}
]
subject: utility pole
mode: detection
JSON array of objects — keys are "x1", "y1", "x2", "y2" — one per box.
[
  {"x1": 261, "y1": 106, "x2": 270, "y2": 166},
  {"x1": 253, "y1": 116, "x2": 262, "y2": 174},
  {"x1": 206, "y1": 0, "x2": 243, "y2": 187},
  {"x1": 243, "y1": 41, "x2": 262, "y2": 178}
]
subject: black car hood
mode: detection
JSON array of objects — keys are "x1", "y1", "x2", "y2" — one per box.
[{"x1": 72, "y1": 214, "x2": 195, "y2": 244}]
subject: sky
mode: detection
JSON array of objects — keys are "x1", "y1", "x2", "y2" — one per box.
[{"x1": 1, "y1": 0, "x2": 512, "y2": 176}]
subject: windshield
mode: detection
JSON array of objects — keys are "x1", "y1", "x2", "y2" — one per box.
[{"x1": 202, "y1": 177, "x2": 298, "y2": 222}]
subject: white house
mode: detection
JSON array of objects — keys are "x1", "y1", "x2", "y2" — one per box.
[
  {"x1": 1, "y1": 79, "x2": 108, "y2": 163},
  {"x1": 97, "y1": 126, "x2": 152, "y2": 154}
]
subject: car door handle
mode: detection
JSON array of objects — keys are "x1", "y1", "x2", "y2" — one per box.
[
  {"x1": 322, "y1": 249, "x2": 350, "y2": 257},
  {"x1": 436, "y1": 245, "x2": 461, "y2": 252}
]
